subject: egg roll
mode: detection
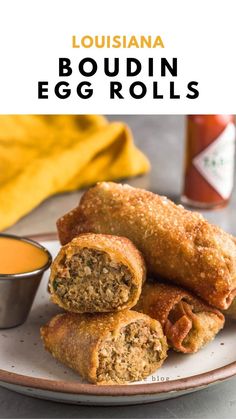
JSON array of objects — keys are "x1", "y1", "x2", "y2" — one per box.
[
  {"x1": 57, "y1": 182, "x2": 236, "y2": 310},
  {"x1": 135, "y1": 282, "x2": 224, "y2": 353},
  {"x1": 40, "y1": 310, "x2": 167, "y2": 384},
  {"x1": 49, "y1": 233, "x2": 146, "y2": 313}
]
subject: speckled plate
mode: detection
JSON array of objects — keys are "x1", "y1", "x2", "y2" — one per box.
[{"x1": 0, "y1": 233, "x2": 236, "y2": 406}]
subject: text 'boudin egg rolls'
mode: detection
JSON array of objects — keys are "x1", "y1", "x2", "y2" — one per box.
[
  {"x1": 49, "y1": 233, "x2": 146, "y2": 313},
  {"x1": 40, "y1": 310, "x2": 168, "y2": 384},
  {"x1": 57, "y1": 182, "x2": 236, "y2": 310},
  {"x1": 134, "y1": 282, "x2": 224, "y2": 353}
]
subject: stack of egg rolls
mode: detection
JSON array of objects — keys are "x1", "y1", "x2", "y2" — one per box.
[
  {"x1": 57, "y1": 182, "x2": 236, "y2": 310},
  {"x1": 41, "y1": 181, "x2": 232, "y2": 385}
]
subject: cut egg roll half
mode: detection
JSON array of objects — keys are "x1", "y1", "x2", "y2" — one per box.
[
  {"x1": 49, "y1": 233, "x2": 146, "y2": 313},
  {"x1": 41, "y1": 310, "x2": 168, "y2": 384}
]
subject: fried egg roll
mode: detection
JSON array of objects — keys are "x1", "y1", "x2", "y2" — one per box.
[
  {"x1": 49, "y1": 233, "x2": 146, "y2": 313},
  {"x1": 57, "y1": 182, "x2": 236, "y2": 310},
  {"x1": 135, "y1": 282, "x2": 224, "y2": 353},
  {"x1": 40, "y1": 310, "x2": 167, "y2": 384}
]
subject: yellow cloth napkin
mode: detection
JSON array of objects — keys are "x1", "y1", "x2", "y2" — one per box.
[{"x1": 0, "y1": 115, "x2": 150, "y2": 231}]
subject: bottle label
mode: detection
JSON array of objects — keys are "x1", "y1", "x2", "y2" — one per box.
[{"x1": 193, "y1": 122, "x2": 235, "y2": 199}]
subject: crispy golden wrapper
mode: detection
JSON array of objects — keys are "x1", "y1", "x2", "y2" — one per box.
[
  {"x1": 135, "y1": 282, "x2": 224, "y2": 353},
  {"x1": 49, "y1": 233, "x2": 146, "y2": 313},
  {"x1": 40, "y1": 310, "x2": 168, "y2": 385},
  {"x1": 57, "y1": 182, "x2": 236, "y2": 310}
]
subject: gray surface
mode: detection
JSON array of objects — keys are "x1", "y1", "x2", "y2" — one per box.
[{"x1": 2, "y1": 115, "x2": 236, "y2": 418}]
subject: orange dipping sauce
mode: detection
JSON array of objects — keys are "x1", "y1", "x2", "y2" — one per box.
[{"x1": 0, "y1": 237, "x2": 49, "y2": 275}]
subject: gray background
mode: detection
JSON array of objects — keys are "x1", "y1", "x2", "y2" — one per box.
[{"x1": 2, "y1": 115, "x2": 236, "y2": 418}]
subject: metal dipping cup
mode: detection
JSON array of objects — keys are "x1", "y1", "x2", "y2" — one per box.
[{"x1": 0, "y1": 234, "x2": 52, "y2": 328}]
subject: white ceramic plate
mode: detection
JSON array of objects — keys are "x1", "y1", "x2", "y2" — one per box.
[{"x1": 0, "y1": 233, "x2": 236, "y2": 406}]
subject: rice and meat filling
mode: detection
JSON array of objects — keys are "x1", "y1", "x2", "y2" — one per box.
[
  {"x1": 97, "y1": 320, "x2": 165, "y2": 384},
  {"x1": 49, "y1": 233, "x2": 146, "y2": 313},
  {"x1": 52, "y1": 247, "x2": 135, "y2": 312}
]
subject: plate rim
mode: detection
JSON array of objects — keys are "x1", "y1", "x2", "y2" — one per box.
[
  {"x1": 1, "y1": 361, "x2": 236, "y2": 397},
  {"x1": 0, "y1": 232, "x2": 236, "y2": 398}
]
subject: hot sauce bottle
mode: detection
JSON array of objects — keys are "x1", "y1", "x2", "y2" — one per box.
[{"x1": 181, "y1": 115, "x2": 235, "y2": 209}]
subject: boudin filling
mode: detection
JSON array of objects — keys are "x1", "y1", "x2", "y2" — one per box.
[
  {"x1": 97, "y1": 320, "x2": 164, "y2": 383},
  {"x1": 53, "y1": 248, "x2": 135, "y2": 312}
]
